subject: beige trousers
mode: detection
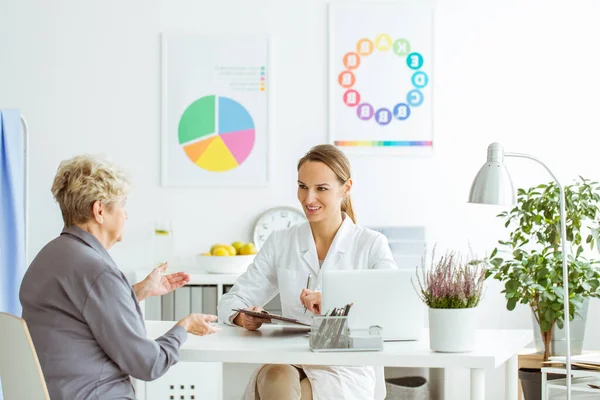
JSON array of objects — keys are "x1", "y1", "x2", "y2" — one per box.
[{"x1": 255, "y1": 364, "x2": 313, "y2": 400}]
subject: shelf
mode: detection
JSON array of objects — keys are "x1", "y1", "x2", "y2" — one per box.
[
  {"x1": 135, "y1": 269, "x2": 241, "y2": 285},
  {"x1": 543, "y1": 367, "x2": 600, "y2": 378},
  {"x1": 546, "y1": 376, "x2": 600, "y2": 393},
  {"x1": 542, "y1": 367, "x2": 600, "y2": 397}
]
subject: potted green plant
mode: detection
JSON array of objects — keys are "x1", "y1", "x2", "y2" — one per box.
[
  {"x1": 414, "y1": 246, "x2": 486, "y2": 352},
  {"x1": 485, "y1": 177, "x2": 600, "y2": 398}
]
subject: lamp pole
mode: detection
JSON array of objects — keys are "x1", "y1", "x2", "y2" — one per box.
[
  {"x1": 504, "y1": 152, "x2": 571, "y2": 397},
  {"x1": 472, "y1": 143, "x2": 572, "y2": 398}
]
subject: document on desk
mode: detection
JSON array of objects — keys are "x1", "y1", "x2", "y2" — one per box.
[
  {"x1": 545, "y1": 353, "x2": 600, "y2": 370},
  {"x1": 232, "y1": 308, "x2": 311, "y2": 327},
  {"x1": 548, "y1": 353, "x2": 600, "y2": 364}
]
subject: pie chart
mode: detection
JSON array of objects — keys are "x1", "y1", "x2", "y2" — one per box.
[{"x1": 178, "y1": 95, "x2": 255, "y2": 172}]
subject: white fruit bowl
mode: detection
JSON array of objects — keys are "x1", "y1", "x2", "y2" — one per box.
[{"x1": 196, "y1": 254, "x2": 256, "y2": 274}]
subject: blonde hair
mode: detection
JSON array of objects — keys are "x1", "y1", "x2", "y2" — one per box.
[
  {"x1": 297, "y1": 144, "x2": 356, "y2": 223},
  {"x1": 51, "y1": 155, "x2": 130, "y2": 226}
]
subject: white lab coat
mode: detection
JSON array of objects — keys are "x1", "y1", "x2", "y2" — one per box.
[{"x1": 218, "y1": 214, "x2": 397, "y2": 400}]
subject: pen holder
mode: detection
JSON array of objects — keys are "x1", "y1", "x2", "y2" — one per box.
[
  {"x1": 309, "y1": 316, "x2": 350, "y2": 351},
  {"x1": 309, "y1": 316, "x2": 384, "y2": 352}
]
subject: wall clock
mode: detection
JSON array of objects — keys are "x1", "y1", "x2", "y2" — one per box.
[{"x1": 253, "y1": 206, "x2": 306, "y2": 249}]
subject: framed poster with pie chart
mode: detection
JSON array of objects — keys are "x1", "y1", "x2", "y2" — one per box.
[
  {"x1": 161, "y1": 34, "x2": 270, "y2": 186},
  {"x1": 328, "y1": 2, "x2": 433, "y2": 156}
]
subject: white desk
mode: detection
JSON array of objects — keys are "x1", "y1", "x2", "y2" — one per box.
[{"x1": 146, "y1": 321, "x2": 532, "y2": 400}]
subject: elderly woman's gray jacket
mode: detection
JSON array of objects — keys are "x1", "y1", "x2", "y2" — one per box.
[{"x1": 20, "y1": 226, "x2": 186, "y2": 400}]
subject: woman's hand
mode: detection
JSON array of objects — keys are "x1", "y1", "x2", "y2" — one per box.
[
  {"x1": 300, "y1": 289, "x2": 322, "y2": 315},
  {"x1": 233, "y1": 306, "x2": 270, "y2": 331},
  {"x1": 133, "y1": 263, "x2": 190, "y2": 301},
  {"x1": 177, "y1": 314, "x2": 220, "y2": 336}
]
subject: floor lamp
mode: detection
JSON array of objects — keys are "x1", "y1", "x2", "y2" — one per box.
[{"x1": 468, "y1": 142, "x2": 572, "y2": 399}]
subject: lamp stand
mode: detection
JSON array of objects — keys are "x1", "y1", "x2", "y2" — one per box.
[{"x1": 506, "y1": 152, "x2": 571, "y2": 399}]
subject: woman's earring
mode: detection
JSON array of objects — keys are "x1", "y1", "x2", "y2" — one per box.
[{"x1": 99, "y1": 218, "x2": 104, "y2": 224}]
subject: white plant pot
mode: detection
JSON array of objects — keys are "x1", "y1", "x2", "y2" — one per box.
[{"x1": 429, "y1": 307, "x2": 478, "y2": 353}]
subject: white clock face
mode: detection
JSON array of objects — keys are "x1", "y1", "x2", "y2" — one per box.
[{"x1": 253, "y1": 207, "x2": 306, "y2": 250}]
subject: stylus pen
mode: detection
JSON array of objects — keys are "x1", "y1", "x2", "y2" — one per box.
[{"x1": 303, "y1": 273, "x2": 312, "y2": 314}]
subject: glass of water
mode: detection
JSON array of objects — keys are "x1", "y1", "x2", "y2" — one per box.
[{"x1": 152, "y1": 219, "x2": 174, "y2": 266}]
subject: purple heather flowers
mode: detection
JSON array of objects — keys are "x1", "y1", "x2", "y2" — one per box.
[{"x1": 415, "y1": 247, "x2": 487, "y2": 309}]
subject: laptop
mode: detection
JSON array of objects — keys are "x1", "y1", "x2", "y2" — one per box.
[{"x1": 321, "y1": 269, "x2": 424, "y2": 341}]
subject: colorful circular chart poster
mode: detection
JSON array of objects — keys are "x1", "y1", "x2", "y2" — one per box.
[
  {"x1": 162, "y1": 35, "x2": 269, "y2": 186},
  {"x1": 329, "y1": 4, "x2": 433, "y2": 156},
  {"x1": 178, "y1": 96, "x2": 255, "y2": 172}
]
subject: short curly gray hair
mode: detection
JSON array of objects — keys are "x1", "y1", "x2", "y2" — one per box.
[{"x1": 51, "y1": 155, "x2": 130, "y2": 226}]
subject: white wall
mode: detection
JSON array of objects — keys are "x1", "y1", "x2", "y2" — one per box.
[{"x1": 2, "y1": 0, "x2": 600, "y2": 398}]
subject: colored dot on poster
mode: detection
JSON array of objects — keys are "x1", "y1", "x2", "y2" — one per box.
[
  {"x1": 411, "y1": 71, "x2": 429, "y2": 88},
  {"x1": 393, "y1": 103, "x2": 411, "y2": 120},
  {"x1": 407, "y1": 90, "x2": 424, "y2": 106},
  {"x1": 393, "y1": 39, "x2": 411, "y2": 56},
  {"x1": 343, "y1": 89, "x2": 361, "y2": 107},
  {"x1": 406, "y1": 52, "x2": 424, "y2": 70},
  {"x1": 338, "y1": 70, "x2": 356, "y2": 88},
  {"x1": 343, "y1": 52, "x2": 361, "y2": 69},
  {"x1": 357, "y1": 103, "x2": 374, "y2": 120},
  {"x1": 356, "y1": 39, "x2": 375, "y2": 56},
  {"x1": 375, "y1": 108, "x2": 392, "y2": 125},
  {"x1": 375, "y1": 34, "x2": 393, "y2": 51}
]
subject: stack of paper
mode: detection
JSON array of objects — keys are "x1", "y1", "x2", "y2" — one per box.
[{"x1": 544, "y1": 353, "x2": 600, "y2": 371}]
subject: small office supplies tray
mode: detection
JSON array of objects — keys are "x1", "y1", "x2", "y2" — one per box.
[{"x1": 309, "y1": 316, "x2": 383, "y2": 352}]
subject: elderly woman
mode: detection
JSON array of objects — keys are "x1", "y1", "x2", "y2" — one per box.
[{"x1": 19, "y1": 155, "x2": 218, "y2": 400}]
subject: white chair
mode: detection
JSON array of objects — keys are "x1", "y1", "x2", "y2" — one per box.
[{"x1": 0, "y1": 312, "x2": 50, "y2": 400}]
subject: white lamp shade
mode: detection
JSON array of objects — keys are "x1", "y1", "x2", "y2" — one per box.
[
  {"x1": 468, "y1": 163, "x2": 516, "y2": 205},
  {"x1": 468, "y1": 143, "x2": 516, "y2": 206}
]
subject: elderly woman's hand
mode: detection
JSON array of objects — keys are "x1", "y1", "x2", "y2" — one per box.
[
  {"x1": 133, "y1": 263, "x2": 190, "y2": 302},
  {"x1": 177, "y1": 314, "x2": 220, "y2": 336}
]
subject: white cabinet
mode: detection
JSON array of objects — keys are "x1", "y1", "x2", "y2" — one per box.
[{"x1": 142, "y1": 362, "x2": 222, "y2": 400}]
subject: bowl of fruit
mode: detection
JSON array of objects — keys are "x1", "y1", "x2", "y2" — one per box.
[{"x1": 197, "y1": 241, "x2": 258, "y2": 274}]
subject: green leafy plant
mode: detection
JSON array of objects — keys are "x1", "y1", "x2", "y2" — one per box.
[
  {"x1": 415, "y1": 246, "x2": 486, "y2": 309},
  {"x1": 486, "y1": 177, "x2": 600, "y2": 360}
]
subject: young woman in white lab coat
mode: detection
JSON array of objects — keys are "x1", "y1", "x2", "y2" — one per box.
[{"x1": 217, "y1": 144, "x2": 397, "y2": 400}]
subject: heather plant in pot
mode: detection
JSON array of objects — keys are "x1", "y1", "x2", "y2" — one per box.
[{"x1": 414, "y1": 247, "x2": 486, "y2": 352}]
